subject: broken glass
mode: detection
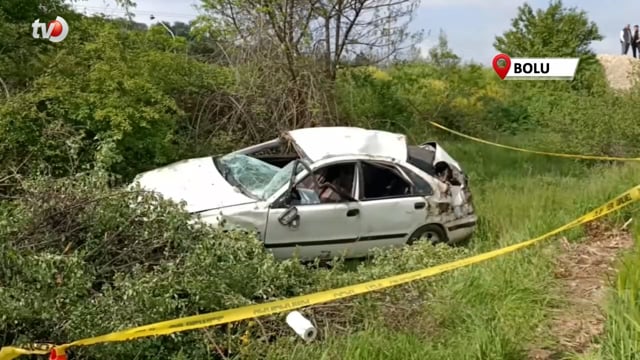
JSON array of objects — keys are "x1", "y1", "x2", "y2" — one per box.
[
  {"x1": 217, "y1": 154, "x2": 299, "y2": 200},
  {"x1": 260, "y1": 160, "x2": 299, "y2": 199}
]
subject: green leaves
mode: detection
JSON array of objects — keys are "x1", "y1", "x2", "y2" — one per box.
[
  {"x1": 494, "y1": 0, "x2": 602, "y2": 58},
  {"x1": 492, "y1": 1, "x2": 606, "y2": 93},
  {"x1": 0, "y1": 17, "x2": 233, "y2": 182}
]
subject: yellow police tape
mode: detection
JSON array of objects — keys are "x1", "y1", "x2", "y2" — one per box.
[
  {"x1": 2, "y1": 184, "x2": 640, "y2": 360},
  {"x1": 0, "y1": 347, "x2": 49, "y2": 360},
  {"x1": 428, "y1": 121, "x2": 640, "y2": 161}
]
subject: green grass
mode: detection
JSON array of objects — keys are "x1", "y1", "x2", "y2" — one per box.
[
  {"x1": 597, "y1": 221, "x2": 640, "y2": 360},
  {"x1": 258, "y1": 138, "x2": 640, "y2": 360}
]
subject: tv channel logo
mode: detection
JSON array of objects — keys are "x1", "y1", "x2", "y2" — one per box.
[{"x1": 32, "y1": 16, "x2": 69, "y2": 43}]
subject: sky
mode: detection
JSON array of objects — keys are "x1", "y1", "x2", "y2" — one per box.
[{"x1": 68, "y1": 0, "x2": 640, "y2": 66}]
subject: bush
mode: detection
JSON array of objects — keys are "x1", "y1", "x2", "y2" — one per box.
[
  {"x1": 0, "y1": 171, "x2": 315, "y2": 359},
  {"x1": 0, "y1": 17, "x2": 234, "y2": 185},
  {"x1": 336, "y1": 56, "x2": 638, "y2": 161},
  {"x1": 4, "y1": 2, "x2": 640, "y2": 359},
  {"x1": 0, "y1": 169, "x2": 477, "y2": 359}
]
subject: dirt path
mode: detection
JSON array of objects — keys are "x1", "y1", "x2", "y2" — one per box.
[{"x1": 528, "y1": 220, "x2": 634, "y2": 359}]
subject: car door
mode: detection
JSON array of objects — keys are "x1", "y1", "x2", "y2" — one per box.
[
  {"x1": 351, "y1": 160, "x2": 430, "y2": 256},
  {"x1": 263, "y1": 161, "x2": 362, "y2": 261}
]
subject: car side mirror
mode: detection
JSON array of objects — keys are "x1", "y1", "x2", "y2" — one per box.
[{"x1": 278, "y1": 206, "x2": 299, "y2": 227}]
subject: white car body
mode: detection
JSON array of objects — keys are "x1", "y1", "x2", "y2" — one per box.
[{"x1": 132, "y1": 127, "x2": 477, "y2": 260}]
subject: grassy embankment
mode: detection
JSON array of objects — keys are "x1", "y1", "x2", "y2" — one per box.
[
  {"x1": 3, "y1": 12, "x2": 640, "y2": 358},
  {"x1": 261, "y1": 135, "x2": 640, "y2": 359}
]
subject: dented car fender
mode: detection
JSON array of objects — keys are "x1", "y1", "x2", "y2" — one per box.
[{"x1": 197, "y1": 201, "x2": 269, "y2": 235}]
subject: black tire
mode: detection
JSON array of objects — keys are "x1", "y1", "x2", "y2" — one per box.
[{"x1": 407, "y1": 224, "x2": 448, "y2": 245}]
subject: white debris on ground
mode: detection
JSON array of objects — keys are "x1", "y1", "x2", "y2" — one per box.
[{"x1": 596, "y1": 54, "x2": 640, "y2": 90}]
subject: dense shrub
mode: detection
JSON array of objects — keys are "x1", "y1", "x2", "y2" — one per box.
[
  {"x1": 333, "y1": 54, "x2": 640, "y2": 162},
  {"x1": 0, "y1": 171, "x2": 316, "y2": 359},
  {"x1": 3, "y1": 1, "x2": 640, "y2": 359},
  {"x1": 0, "y1": 17, "x2": 234, "y2": 184},
  {"x1": 0, "y1": 170, "x2": 471, "y2": 359}
]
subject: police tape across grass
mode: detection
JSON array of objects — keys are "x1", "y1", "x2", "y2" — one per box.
[
  {"x1": 2, "y1": 184, "x2": 640, "y2": 360},
  {"x1": 428, "y1": 121, "x2": 640, "y2": 162}
]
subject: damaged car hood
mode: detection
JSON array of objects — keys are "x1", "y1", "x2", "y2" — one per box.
[{"x1": 132, "y1": 156, "x2": 256, "y2": 213}]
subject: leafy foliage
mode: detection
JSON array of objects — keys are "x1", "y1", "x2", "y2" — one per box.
[
  {"x1": 493, "y1": 0, "x2": 602, "y2": 58},
  {"x1": 0, "y1": 171, "x2": 470, "y2": 359},
  {"x1": 1, "y1": 0, "x2": 640, "y2": 359},
  {"x1": 0, "y1": 0, "x2": 79, "y2": 91},
  {"x1": 0, "y1": 171, "x2": 315, "y2": 359},
  {"x1": 0, "y1": 17, "x2": 233, "y2": 182},
  {"x1": 493, "y1": 0, "x2": 606, "y2": 91}
]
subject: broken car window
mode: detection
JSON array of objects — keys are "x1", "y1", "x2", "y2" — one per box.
[
  {"x1": 216, "y1": 153, "x2": 300, "y2": 200},
  {"x1": 260, "y1": 160, "x2": 301, "y2": 200}
]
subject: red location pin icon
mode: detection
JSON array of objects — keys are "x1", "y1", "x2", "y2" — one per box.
[{"x1": 492, "y1": 53, "x2": 511, "y2": 80}]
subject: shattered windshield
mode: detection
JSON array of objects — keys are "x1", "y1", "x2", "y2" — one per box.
[{"x1": 215, "y1": 153, "x2": 299, "y2": 200}]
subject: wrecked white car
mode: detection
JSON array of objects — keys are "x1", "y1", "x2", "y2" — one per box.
[{"x1": 132, "y1": 127, "x2": 477, "y2": 261}]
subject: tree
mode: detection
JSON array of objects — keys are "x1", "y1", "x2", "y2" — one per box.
[
  {"x1": 428, "y1": 30, "x2": 460, "y2": 68},
  {"x1": 0, "y1": 17, "x2": 231, "y2": 182},
  {"x1": 493, "y1": 0, "x2": 606, "y2": 92},
  {"x1": 170, "y1": 21, "x2": 191, "y2": 37},
  {"x1": 493, "y1": 0, "x2": 602, "y2": 58},
  {"x1": 197, "y1": 0, "x2": 422, "y2": 81},
  {"x1": 0, "y1": 0, "x2": 77, "y2": 93},
  {"x1": 108, "y1": 16, "x2": 148, "y2": 31}
]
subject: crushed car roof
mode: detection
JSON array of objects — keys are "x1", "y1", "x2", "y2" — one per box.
[{"x1": 286, "y1": 127, "x2": 408, "y2": 162}]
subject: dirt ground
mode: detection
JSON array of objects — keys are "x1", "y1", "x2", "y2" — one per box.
[
  {"x1": 597, "y1": 54, "x2": 639, "y2": 90},
  {"x1": 528, "y1": 220, "x2": 635, "y2": 359}
]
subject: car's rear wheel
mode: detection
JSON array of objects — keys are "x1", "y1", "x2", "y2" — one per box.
[{"x1": 407, "y1": 224, "x2": 448, "y2": 245}]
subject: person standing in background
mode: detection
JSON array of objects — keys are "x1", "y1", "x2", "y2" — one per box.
[
  {"x1": 621, "y1": 24, "x2": 632, "y2": 55},
  {"x1": 632, "y1": 25, "x2": 640, "y2": 58}
]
